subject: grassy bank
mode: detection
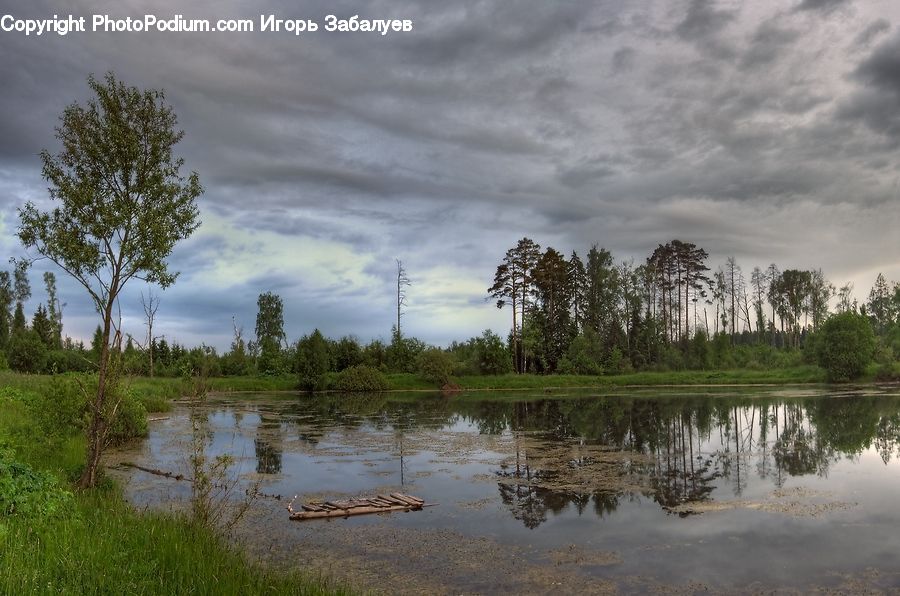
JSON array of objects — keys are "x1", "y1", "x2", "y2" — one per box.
[
  {"x1": 0, "y1": 377, "x2": 343, "y2": 595},
  {"x1": 382, "y1": 365, "x2": 831, "y2": 391}
]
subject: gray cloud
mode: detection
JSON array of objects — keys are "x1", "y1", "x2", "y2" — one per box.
[
  {"x1": 2, "y1": 0, "x2": 900, "y2": 349},
  {"x1": 795, "y1": 0, "x2": 850, "y2": 12}
]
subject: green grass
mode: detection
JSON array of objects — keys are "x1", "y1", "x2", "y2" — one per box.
[
  {"x1": 383, "y1": 365, "x2": 828, "y2": 391},
  {"x1": 0, "y1": 488, "x2": 343, "y2": 595},
  {"x1": 206, "y1": 375, "x2": 299, "y2": 393},
  {"x1": 0, "y1": 378, "x2": 345, "y2": 596}
]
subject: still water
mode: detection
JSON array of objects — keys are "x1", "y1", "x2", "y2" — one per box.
[{"x1": 118, "y1": 387, "x2": 900, "y2": 593}]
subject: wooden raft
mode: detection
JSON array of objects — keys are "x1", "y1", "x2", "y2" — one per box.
[{"x1": 288, "y1": 493, "x2": 427, "y2": 521}]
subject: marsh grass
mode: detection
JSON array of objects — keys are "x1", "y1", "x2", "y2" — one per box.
[
  {"x1": 0, "y1": 376, "x2": 345, "y2": 596},
  {"x1": 0, "y1": 488, "x2": 343, "y2": 595},
  {"x1": 383, "y1": 365, "x2": 827, "y2": 391}
]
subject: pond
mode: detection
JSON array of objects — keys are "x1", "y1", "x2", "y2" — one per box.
[{"x1": 113, "y1": 386, "x2": 900, "y2": 594}]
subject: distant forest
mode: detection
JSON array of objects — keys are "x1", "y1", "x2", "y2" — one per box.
[
  {"x1": 0, "y1": 237, "x2": 898, "y2": 380},
  {"x1": 486, "y1": 237, "x2": 899, "y2": 375}
]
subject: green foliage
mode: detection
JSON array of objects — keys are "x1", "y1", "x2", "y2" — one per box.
[
  {"x1": 387, "y1": 329, "x2": 426, "y2": 373},
  {"x1": 0, "y1": 448, "x2": 75, "y2": 518},
  {"x1": 685, "y1": 331, "x2": 712, "y2": 369},
  {"x1": 44, "y1": 349, "x2": 92, "y2": 374},
  {"x1": 559, "y1": 329, "x2": 603, "y2": 375},
  {"x1": 334, "y1": 364, "x2": 390, "y2": 392},
  {"x1": 29, "y1": 375, "x2": 147, "y2": 447},
  {"x1": 0, "y1": 495, "x2": 345, "y2": 595},
  {"x1": 106, "y1": 389, "x2": 148, "y2": 446},
  {"x1": 254, "y1": 292, "x2": 285, "y2": 375},
  {"x1": 473, "y1": 330, "x2": 512, "y2": 375},
  {"x1": 6, "y1": 330, "x2": 48, "y2": 374},
  {"x1": 18, "y1": 73, "x2": 202, "y2": 487},
  {"x1": 297, "y1": 329, "x2": 330, "y2": 391},
  {"x1": 417, "y1": 348, "x2": 456, "y2": 387},
  {"x1": 362, "y1": 339, "x2": 388, "y2": 371},
  {"x1": 331, "y1": 336, "x2": 363, "y2": 371},
  {"x1": 816, "y1": 311, "x2": 876, "y2": 382}
]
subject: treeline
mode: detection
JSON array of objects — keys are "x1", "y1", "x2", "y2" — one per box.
[
  {"x1": 2, "y1": 244, "x2": 899, "y2": 382},
  {"x1": 487, "y1": 237, "x2": 900, "y2": 374}
]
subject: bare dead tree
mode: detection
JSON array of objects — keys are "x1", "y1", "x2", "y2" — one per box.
[
  {"x1": 396, "y1": 259, "x2": 411, "y2": 336},
  {"x1": 141, "y1": 288, "x2": 161, "y2": 377}
]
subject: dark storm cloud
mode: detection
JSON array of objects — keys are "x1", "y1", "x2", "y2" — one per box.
[
  {"x1": 855, "y1": 32, "x2": 900, "y2": 96},
  {"x1": 795, "y1": 0, "x2": 851, "y2": 13},
  {"x1": 739, "y1": 20, "x2": 800, "y2": 70},
  {"x1": 676, "y1": 0, "x2": 736, "y2": 40},
  {"x1": 855, "y1": 19, "x2": 890, "y2": 47},
  {"x1": 612, "y1": 47, "x2": 637, "y2": 73},
  {"x1": 840, "y1": 31, "x2": 900, "y2": 141}
]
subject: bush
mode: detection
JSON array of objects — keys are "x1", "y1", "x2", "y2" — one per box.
[
  {"x1": 31, "y1": 375, "x2": 147, "y2": 446},
  {"x1": 561, "y1": 330, "x2": 603, "y2": 375},
  {"x1": 44, "y1": 349, "x2": 93, "y2": 374},
  {"x1": 816, "y1": 311, "x2": 876, "y2": 382},
  {"x1": 334, "y1": 365, "x2": 389, "y2": 392},
  {"x1": 417, "y1": 348, "x2": 455, "y2": 387},
  {"x1": 34, "y1": 376, "x2": 89, "y2": 438},
  {"x1": 473, "y1": 330, "x2": 511, "y2": 375},
  {"x1": 297, "y1": 330, "x2": 330, "y2": 391},
  {"x1": 106, "y1": 388, "x2": 148, "y2": 446},
  {"x1": 0, "y1": 446, "x2": 75, "y2": 518},
  {"x1": 6, "y1": 331, "x2": 47, "y2": 374}
]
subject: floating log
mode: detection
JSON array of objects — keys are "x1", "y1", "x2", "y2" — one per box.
[
  {"x1": 118, "y1": 461, "x2": 185, "y2": 481},
  {"x1": 288, "y1": 493, "x2": 432, "y2": 521}
]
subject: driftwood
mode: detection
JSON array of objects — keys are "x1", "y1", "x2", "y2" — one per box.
[
  {"x1": 287, "y1": 493, "x2": 432, "y2": 521},
  {"x1": 118, "y1": 461, "x2": 186, "y2": 481},
  {"x1": 114, "y1": 462, "x2": 282, "y2": 500}
]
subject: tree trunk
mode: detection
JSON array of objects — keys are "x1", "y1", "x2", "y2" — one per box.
[{"x1": 79, "y1": 276, "x2": 119, "y2": 488}]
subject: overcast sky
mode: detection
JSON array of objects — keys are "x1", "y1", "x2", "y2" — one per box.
[{"x1": 1, "y1": 0, "x2": 899, "y2": 350}]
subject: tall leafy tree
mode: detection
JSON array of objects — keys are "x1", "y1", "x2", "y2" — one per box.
[
  {"x1": 806, "y1": 269, "x2": 833, "y2": 332},
  {"x1": 31, "y1": 304, "x2": 54, "y2": 348},
  {"x1": 11, "y1": 262, "x2": 30, "y2": 335},
  {"x1": 750, "y1": 267, "x2": 767, "y2": 341},
  {"x1": 488, "y1": 252, "x2": 520, "y2": 371},
  {"x1": 532, "y1": 247, "x2": 571, "y2": 371},
  {"x1": 0, "y1": 271, "x2": 11, "y2": 350},
  {"x1": 18, "y1": 72, "x2": 202, "y2": 487},
  {"x1": 43, "y1": 271, "x2": 62, "y2": 348},
  {"x1": 867, "y1": 273, "x2": 894, "y2": 334},
  {"x1": 567, "y1": 251, "x2": 586, "y2": 332},
  {"x1": 297, "y1": 329, "x2": 330, "y2": 391},
  {"x1": 585, "y1": 245, "x2": 618, "y2": 340},
  {"x1": 488, "y1": 237, "x2": 541, "y2": 372},
  {"x1": 255, "y1": 291, "x2": 285, "y2": 374}
]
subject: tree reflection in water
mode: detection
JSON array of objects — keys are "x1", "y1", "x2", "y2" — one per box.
[
  {"x1": 478, "y1": 393, "x2": 900, "y2": 528},
  {"x1": 288, "y1": 391, "x2": 900, "y2": 529}
]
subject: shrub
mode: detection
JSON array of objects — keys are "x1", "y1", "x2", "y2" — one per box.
[
  {"x1": 562, "y1": 330, "x2": 603, "y2": 375},
  {"x1": 417, "y1": 348, "x2": 455, "y2": 387},
  {"x1": 31, "y1": 375, "x2": 147, "y2": 445},
  {"x1": 6, "y1": 331, "x2": 47, "y2": 374},
  {"x1": 106, "y1": 388, "x2": 148, "y2": 446},
  {"x1": 334, "y1": 365, "x2": 389, "y2": 392},
  {"x1": 473, "y1": 330, "x2": 511, "y2": 375},
  {"x1": 0, "y1": 446, "x2": 75, "y2": 518},
  {"x1": 816, "y1": 311, "x2": 876, "y2": 382},
  {"x1": 44, "y1": 349, "x2": 93, "y2": 374},
  {"x1": 34, "y1": 375, "x2": 89, "y2": 438},
  {"x1": 297, "y1": 330, "x2": 330, "y2": 391}
]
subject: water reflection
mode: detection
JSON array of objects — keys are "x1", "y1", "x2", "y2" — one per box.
[{"x1": 281, "y1": 391, "x2": 900, "y2": 528}]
